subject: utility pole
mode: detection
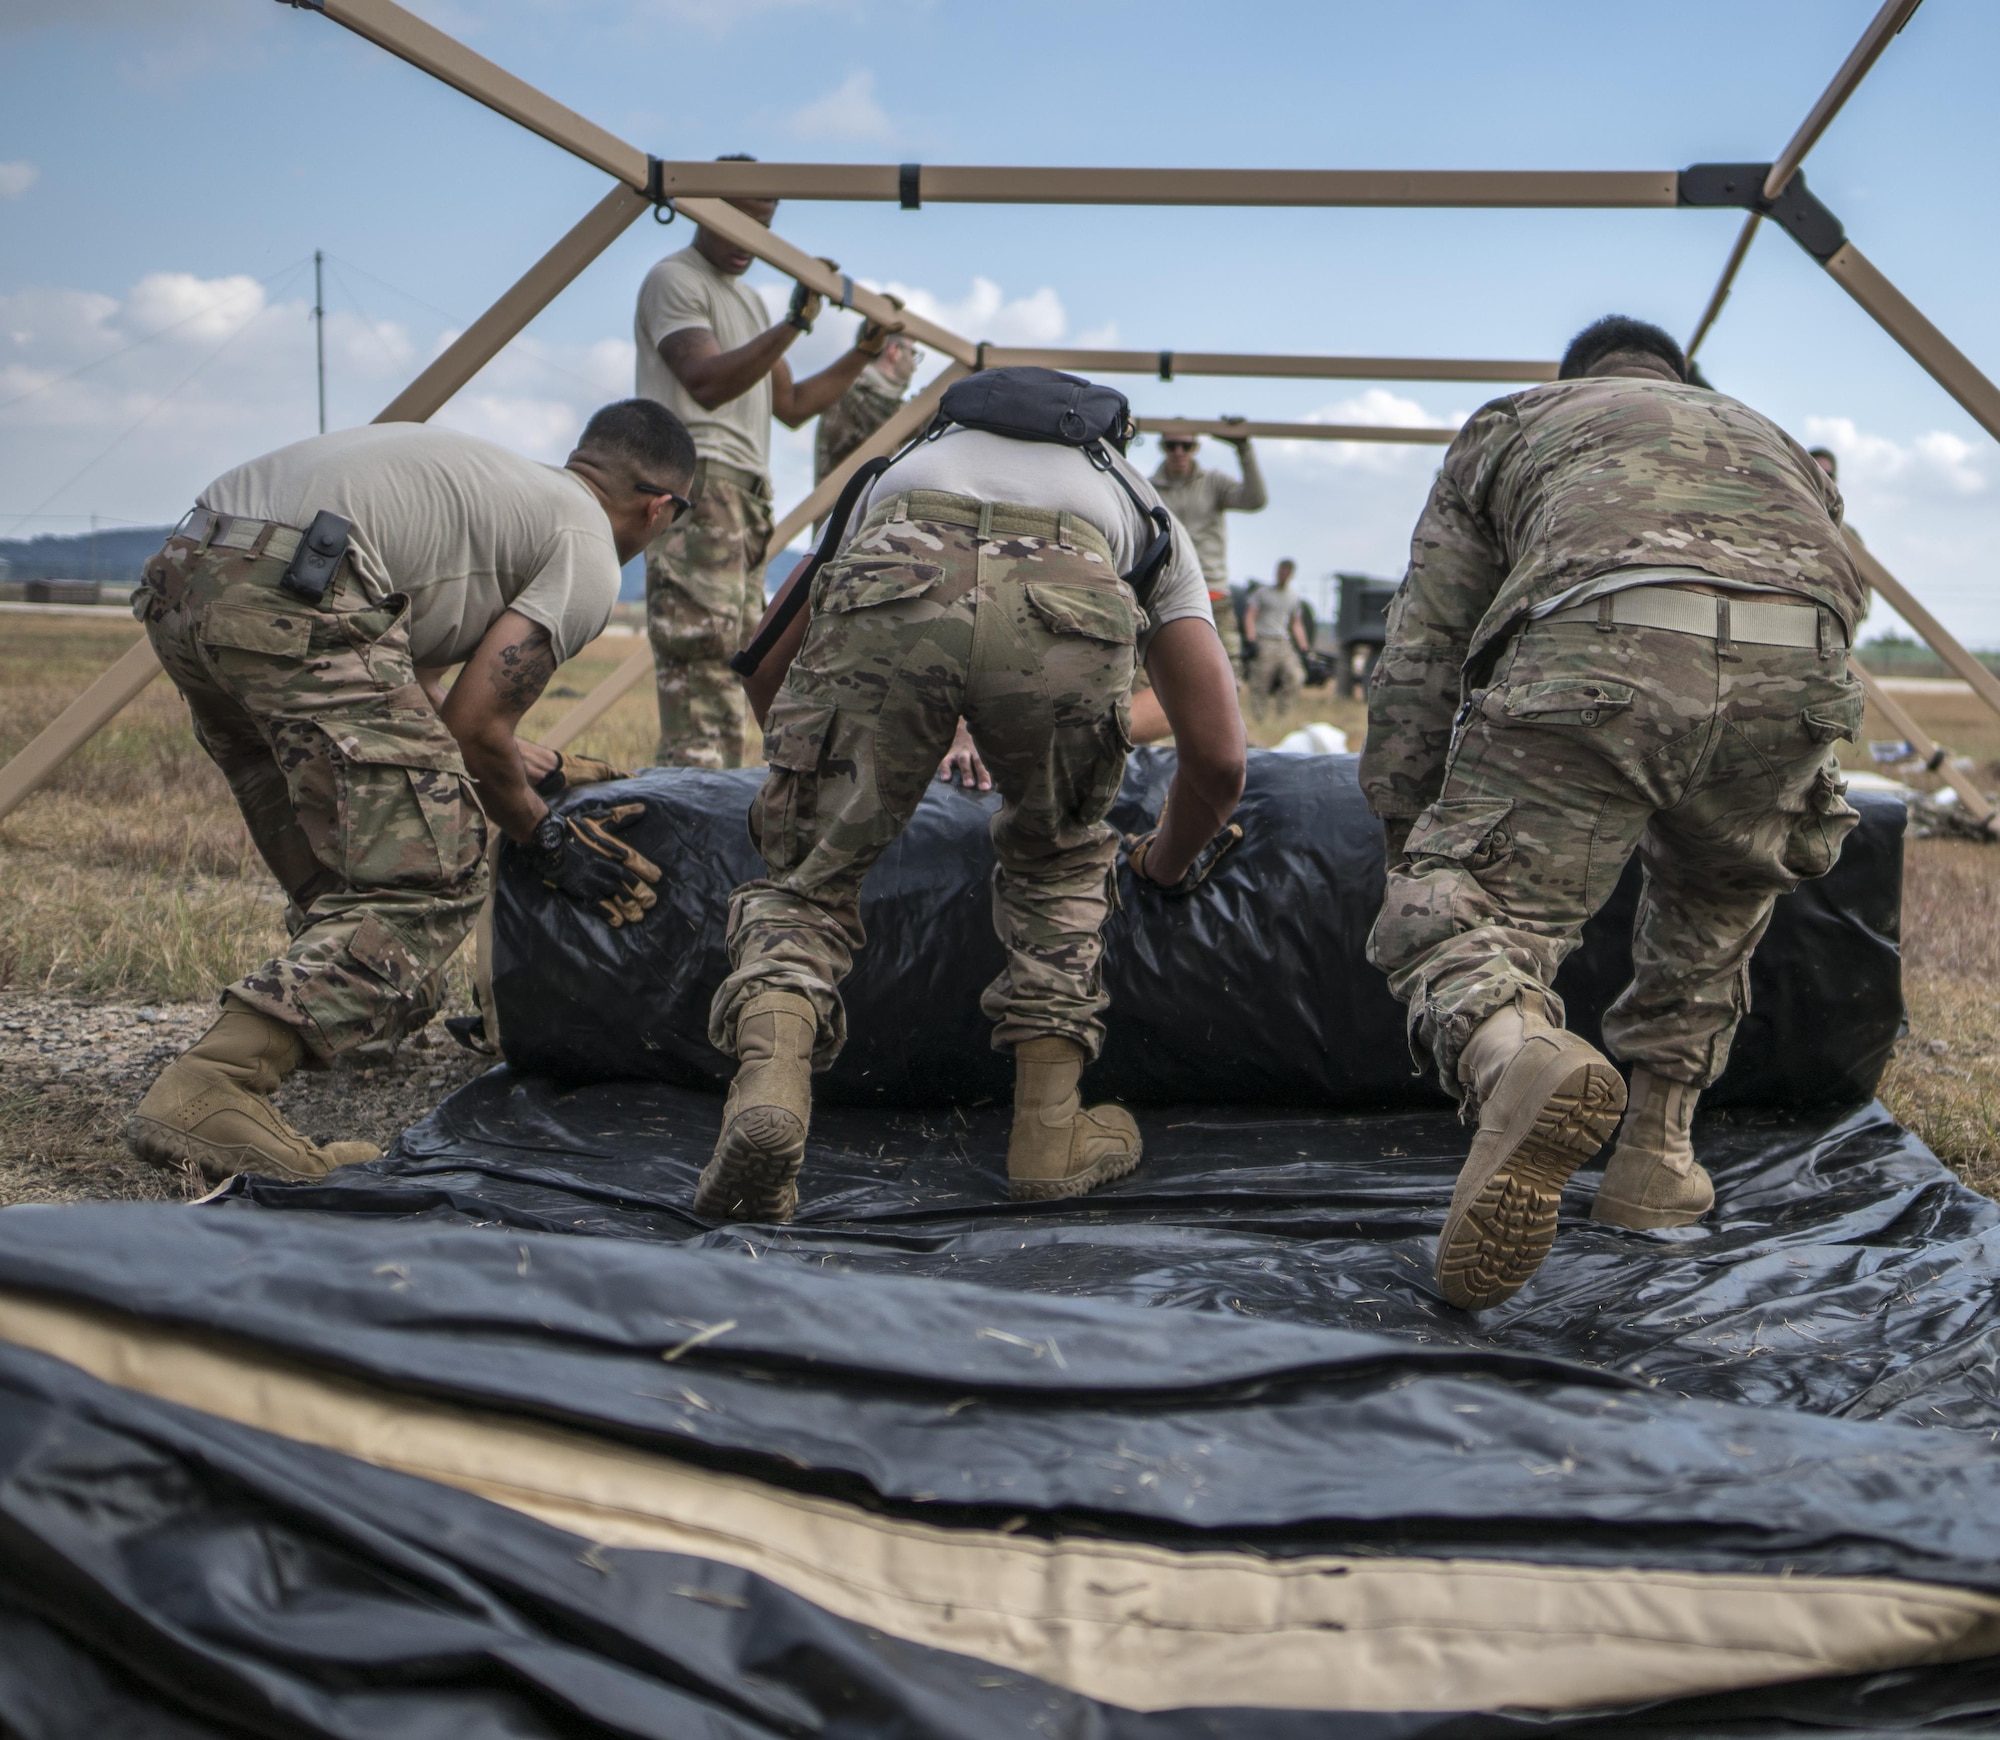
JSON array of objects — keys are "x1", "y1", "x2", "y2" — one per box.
[{"x1": 313, "y1": 249, "x2": 327, "y2": 434}]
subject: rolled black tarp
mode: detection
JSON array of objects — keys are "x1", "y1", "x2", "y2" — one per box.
[{"x1": 493, "y1": 751, "x2": 1903, "y2": 1109}]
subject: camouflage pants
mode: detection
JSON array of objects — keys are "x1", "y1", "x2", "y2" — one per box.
[
  {"x1": 1367, "y1": 614, "x2": 1862, "y2": 1095},
  {"x1": 645, "y1": 466, "x2": 772, "y2": 770},
  {"x1": 1210, "y1": 590, "x2": 1244, "y2": 665},
  {"x1": 1247, "y1": 639, "x2": 1306, "y2": 717},
  {"x1": 709, "y1": 491, "x2": 1138, "y2": 1066},
  {"x1": 137, "y1": 526, "x2": 487, "y2": 1061}
]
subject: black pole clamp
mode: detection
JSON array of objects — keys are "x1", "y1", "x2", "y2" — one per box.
[
  {"x1": 646, "y1": 156, "x2": 677, "y2": 225},
  {"x1": 1158, "y1": 350, "x2": 1174, "y2": 382},
  {"x1": 1678, "y1": 163, "x2": 1844, "y2": 263},
  {"x1": 975, "y1": 342, "x2": 988, "y2": 373},
  {"x1": 899, "y1": 163, "x2": 922, "y2": 210}
]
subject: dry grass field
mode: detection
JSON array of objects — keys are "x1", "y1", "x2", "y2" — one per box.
[{"x1": 2, "y1": 609, "x2": 1996, "y2": 1204}]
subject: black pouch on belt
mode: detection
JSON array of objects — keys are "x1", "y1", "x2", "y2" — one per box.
[{"x1": 279, "y1": 510, "x2": 353, "y2": 605}]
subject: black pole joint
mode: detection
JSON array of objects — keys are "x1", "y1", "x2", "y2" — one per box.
[
  {"x1": 1158, "y1": 350, "x2": 1174, "y2": 382},
  {"x1": 1678, "y1": 163, "x2": 1845, "y2": 264},
  {"x1": 899, "y1": 164, "x2": 921, "y2": 210}
]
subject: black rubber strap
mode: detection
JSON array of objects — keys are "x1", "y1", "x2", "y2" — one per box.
[
  {"x1": 730, "y1": 456, "x2": 892, "y2": 678},
  {"x1": 899, "y1": 163, "x2": 921, "y2": 210}
]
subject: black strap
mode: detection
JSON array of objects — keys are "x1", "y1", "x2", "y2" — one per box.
[
  {"x1": 730, "y1": 454, "x2": 894, "y2": 678},
  {"x1": 1087, "y1": 440, "x2": 1172, "y2": 607}
]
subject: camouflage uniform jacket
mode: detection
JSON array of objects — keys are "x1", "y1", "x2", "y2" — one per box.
[
  {"x1": 815, "y1": 375, "x2": 907, "y2": 484},
  {"x1": 1361, "y1": 376, "x2": 1863, "y2": 824},
  {"x1": 1149, "y1": 447, "x2": 1267, "y2": 589}
]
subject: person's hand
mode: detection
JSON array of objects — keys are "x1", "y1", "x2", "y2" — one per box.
[
  {"x1": 1219, "y1": 415, "x2": 1250, "y2": 448},
  {"x1": 856, "y1": 293, "x2": 906, "y2": 357},
  {"x1": 522, "y1": 800, "x2": 662, "y2": 927},
  {"x1": 531, "y1": 749, "x2": 630, "y2": 800},
  {"x1": 936, "y1": 718, "x2": 992, "y2": 791},
  {"x1": 1123, "y1": 821, "x2": 1244, "y2": 894},
  {"x1": 787, "y1": 261, "x2": 837, "y2": 334}
]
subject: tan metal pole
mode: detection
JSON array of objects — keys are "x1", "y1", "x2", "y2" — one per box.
[
  {"x1": 1845, "y1": 530, "x2": 2000, "y2": 724},
  {"x1": 1135, "y1": 417, "x2": 1453, "y2": 444},
  {"x1": 1821, "y1": 243, "x2": 2000, "y2": 446},
  {"x1": 1686, "y1": 213, "x2": 1762, "y2": 361},
  {"x1": 542, "y1": 362, "x2": 974, "y2": 756},
  {"x1": 649, "y1": 162, "x2": 1681, "y2": 210},
  {"x1": 1851, "y1": 660, "x2": 1997, "y2": 831},
  {"x1": 375, "y1": 183, "x2": 650, "y2": 424},
  {"x1": 1764, "y1": 0, "x2": 1925, "y2": 201},
  {"x1": 990, "y1": 348, "x2": 1555, "y2": 383},
  {"x1": 0, "y1": 638, "x2": 162, "y2": 825}
]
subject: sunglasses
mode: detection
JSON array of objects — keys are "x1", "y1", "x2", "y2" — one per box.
[
  {"x1": 1161, "y1": 440, "x2": 1197, "y2": 452},
  {"x1": 636, "y1": 479, "x2": 694, "y2": 521}
]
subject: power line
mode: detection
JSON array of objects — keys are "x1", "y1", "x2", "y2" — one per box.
[{"x1": 1, "y1": 258, "x2": 312, "y2": 541}]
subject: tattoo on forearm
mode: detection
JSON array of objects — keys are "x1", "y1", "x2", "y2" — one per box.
[{"x1": 491, "y1": 628, "x2": 556, "y2": 715}]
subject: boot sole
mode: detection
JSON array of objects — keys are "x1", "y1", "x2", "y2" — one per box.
[
  {"x1": 696, "y1": 1107, "x2": 805, "y2": 1223},
  {"x1": 1009, "y1": 1144, "x2": 1143, "y2": 1203},
  {"x1": 1436, "y1": 1056, "x2": 1625, "y2": 1312},
  {"x1": 123, "y1": 1115, "x2": 331, "y2": 1184}
]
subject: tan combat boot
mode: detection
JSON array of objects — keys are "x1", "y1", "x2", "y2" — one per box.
[
  {"x1": 1007, "y1": 1036, "x2": 1143, "y2": 1202},
  {"x1": 1435, "y1": 997, "x2": 1626, "y2": 1311},
  {"x1": 696, "y1": 991, "x2": 818, "y2": 1222},
  {"x1": 125, "y1": 1002, "x2": 380, "y2": 1183},
  {"x1": 1590, "y1": 1067, "x2": 1714, "y2": 1229}
]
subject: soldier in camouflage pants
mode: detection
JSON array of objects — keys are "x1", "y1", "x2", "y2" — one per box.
[
  {"x1": 1360, "y1": 317, "x2": 1869, "y2": 1310},
  {"x1": 137, "y1": 525, "x2": 488, "y2": 1058},
  {"x1": 710, "y1": 491, "x2": 1137, "y2": 1066},
  {"x1": 645, "y1": 463, "x2": 772, "y2": 768}
]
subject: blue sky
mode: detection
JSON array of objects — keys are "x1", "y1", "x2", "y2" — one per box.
[{"x1": 4, "y1": 0, "x2": 1997, "y2": 639}]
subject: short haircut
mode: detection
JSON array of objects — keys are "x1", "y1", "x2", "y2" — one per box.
[
  {"x1": 576, "y1": 399, "x2": 697, "y2": 485},
  {"x1": 1558, "y1": 316, "x2": 1688, "y2": 383},
  {"x1": 717, "y1": 152, "x2": 758, "y2": 162}
]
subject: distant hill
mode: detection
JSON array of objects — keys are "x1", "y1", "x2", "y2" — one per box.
[{"x1": 0, "y1": 526, "x2": 173, "y2": 586}]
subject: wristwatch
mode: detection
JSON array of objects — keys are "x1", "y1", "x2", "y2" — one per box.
[{"x1": 526, "y1": 812, "x2": 567, "y2": 877}]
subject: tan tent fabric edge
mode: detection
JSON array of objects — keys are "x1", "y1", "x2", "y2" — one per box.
[{"x1": 3, "y1": 1287, "x2": 1998, "y2": 1716}]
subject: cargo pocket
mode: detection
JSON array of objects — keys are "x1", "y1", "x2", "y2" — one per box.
[
  {"x1": 1403, "y1": 798, "x2": 1515, "y2": 871},
  {"x1": 815, "y1": 560, "x2": 941, "y2": 615},
  {"x1": 1024, "y1": 582, "x2": 1139, "y2": 646},
  {"x1": 1801, "y1": 687, "x2": 1866, "y2": 745},
  {"x1": 1073, "y1": 693, "x2": 1136, "y2": 826},
  {"x1": 755, "y1": 698, "x2": 836, "y2": 873},
  {"x1": 1489, "y1": 678, "x2": 1635, "y2": 729},
  {"x1": 1780, "y1": 761, "x2": 1861, "y2": 881},
  {"x1": 311, "y1": 710, "x2": 480, "y2": 892}
]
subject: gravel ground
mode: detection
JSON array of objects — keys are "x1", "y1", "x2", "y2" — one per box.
[{"x1": 0, "y1": 992, "x2": 495, "y2": 1206}]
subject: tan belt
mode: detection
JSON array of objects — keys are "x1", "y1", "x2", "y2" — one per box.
[
  {"x1": 175, "y1": 507, "x2": 303, "y2": 565},
  {"x1": 692, "y1": 458, "x2": 773, "y2": 502},
  {"x1": 1544, "y1": 585, "x2": 1842, "y2": 651}
]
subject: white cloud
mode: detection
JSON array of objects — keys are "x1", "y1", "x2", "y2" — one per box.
[
  {"x1": 881, "y1": 276, "x2": 1070, "y2": 347},
  {"x1": 0, "y1": 162, "x2": 37, "y2": 200},
  {"x1": 122, "y1": 272, "x2": 267, "y2": 343},
  {"x1": 788, "y1": 69, "x2": 893, "y2": 143},
  {"x1": 1804, "y1": 414, "x2": 1989, "y2": 499}
]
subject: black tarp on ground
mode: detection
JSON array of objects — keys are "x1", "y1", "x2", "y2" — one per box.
[
  {"x1": 492, "y1": 754, "x2": 1905, "y2": 1109},
  {"x1": 7, "y1": 760, "x2": 1992, "y2": 1737}
]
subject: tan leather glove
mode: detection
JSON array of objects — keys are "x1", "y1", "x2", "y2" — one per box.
[
  {"x1": 856, "y1": 293, "x2": 906, "y2": 357},
  {"x1": 523, "y1": 801, "x2": 663, "y2": 928},
  {"x1": 1123, "y1": 822, "x2": 1244, "y2": 895},
  {"x1": 786, "y1": 259, "x2": 838, "y2": 333},
  {"x1": 533, "y1": 751, "x2": 631, "y2": 800}
]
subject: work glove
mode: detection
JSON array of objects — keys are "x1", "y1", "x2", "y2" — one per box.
[
  {"x1": 532, "y1": 750, "x2": 630, "y2": 800},
  {"x1": 855, "y1": 293, "x2": 906, "y2": 356},
  {"x1": 522, "y1": 800, "x2": 662, "y2": 927},
  {"x1": 786, "y1": 258, "x2": 838, "y2": 333},
  {"x1": 1122, "y1": 820, "x2": 1244, "y2": 896}
]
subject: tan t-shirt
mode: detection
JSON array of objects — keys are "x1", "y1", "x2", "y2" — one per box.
[
  {"x1": 634, "y1": 245, "x2": 773, "y2": 478},
  {"x1": 198, "y1": 425, "x2": 621, "y2": 668}
]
